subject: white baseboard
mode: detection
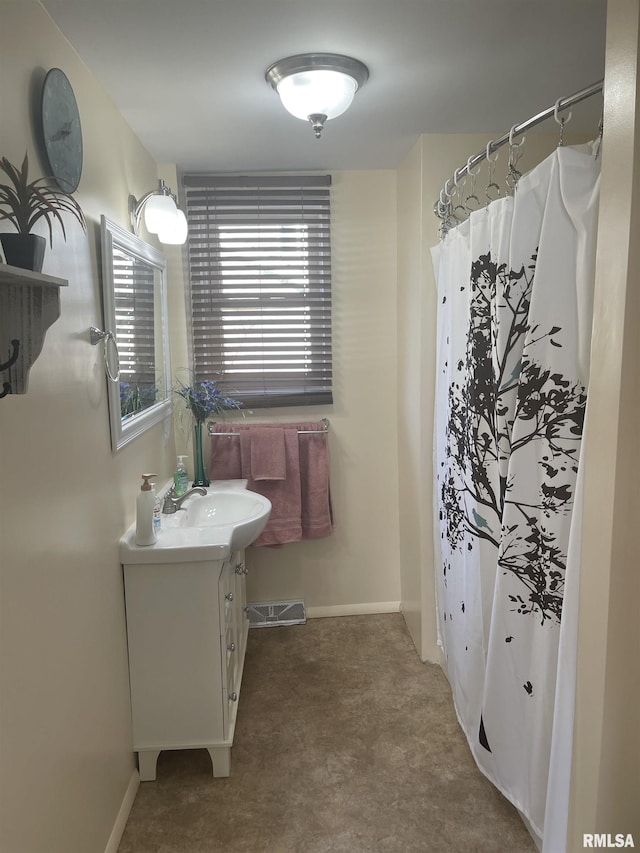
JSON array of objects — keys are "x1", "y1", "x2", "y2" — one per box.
[
  {"x1": 104, "y1": 769, "x2": 140, "y2": 853},
  {"x1": 306, "y1": 601, "x2": 401, "y2": 619}
]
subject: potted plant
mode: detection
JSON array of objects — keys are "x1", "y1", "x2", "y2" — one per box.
[{"x1": 0, "y1": 153, "x2": 86, "y2": 272}]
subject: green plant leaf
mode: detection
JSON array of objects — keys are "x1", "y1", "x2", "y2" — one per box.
[{"x1": 0, "y1": 152, "x2": 86, "y2": 242}]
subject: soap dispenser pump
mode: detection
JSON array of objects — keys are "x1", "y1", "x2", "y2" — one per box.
[
  {"x1": 135, "y1": 473, "x2": 158, "y2": 546},
  {"x1": 174, "y1": 455, "x2": 189, "y2": 497}
]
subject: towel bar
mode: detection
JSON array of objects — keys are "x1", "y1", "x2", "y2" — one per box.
[{"x1": 207, "y1": 417, "x2": 329, "y2": 437}]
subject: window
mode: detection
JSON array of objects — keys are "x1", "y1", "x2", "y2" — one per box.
[{"x1": 183, "y1": 174, "x2": 332, "y2": 408}]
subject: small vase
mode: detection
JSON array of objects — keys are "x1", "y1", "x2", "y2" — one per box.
[{"x1": 192, "y1": 421, "x2": 210, "y2": 487}]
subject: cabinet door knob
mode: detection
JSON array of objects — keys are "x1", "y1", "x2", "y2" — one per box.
[
  {"x1": 227, "y1": 642, "x2": 236, "y2": 652},
  {"x1": 229, "y1": 692, "x2": 238, "y2": 702},
  {"x1": 225, "y1": 592, "x2": 234, "y2": 601}
]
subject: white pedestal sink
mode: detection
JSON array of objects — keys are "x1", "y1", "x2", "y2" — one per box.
[{"x1": 120, "y1": 481, "x2": 271, "y2": 564}]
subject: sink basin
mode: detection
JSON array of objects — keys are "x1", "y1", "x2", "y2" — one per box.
[
  {"x1": 120, "y1": 483, "x2": 271, "y2": 564},
  {"x1": 182, "y1": 490, "x2": 269, "y2": 528},
  {"x1": 180, "y1": 489, "x2": 271, "y2": 550}
]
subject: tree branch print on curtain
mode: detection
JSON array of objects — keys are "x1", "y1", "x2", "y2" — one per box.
[{"x1": 441, "y1": 249, "x2": 586, "y2": 624}]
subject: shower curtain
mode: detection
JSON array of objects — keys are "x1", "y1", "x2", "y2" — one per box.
[{"x1": 432, "y1": 143, "x2": 600, "y2": 842}]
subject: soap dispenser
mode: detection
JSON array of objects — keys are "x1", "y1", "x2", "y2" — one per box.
[
  {"x1": 135, "y1": 473, "x2": 158, "y2": 546},
  {"x1": 174, "y1": 455, "x2": 189, "y2": 497}
]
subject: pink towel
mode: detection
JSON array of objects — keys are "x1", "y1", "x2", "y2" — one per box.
[
  {"x1": 299, "y1": 432, "x2": 333, "y2": 539},
  {"x1": 250, "y1": 427, "x2": 286, "y2": 480},
  {"x1": 208, "y1": 421, "x2": 333, "y2": 546},
  {"x1": 208, "y1": 425, "x2": 242, "y2": 479},
  {"x1": 241, "y1": 428, "x2": 302, "y2": 545}
]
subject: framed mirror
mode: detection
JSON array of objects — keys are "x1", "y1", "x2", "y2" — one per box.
[{"x1": 100, "y1": 216, "x2": 171, "y2": 451}]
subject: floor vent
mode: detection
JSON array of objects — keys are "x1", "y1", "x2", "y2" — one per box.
[{"x1": 246, "y1": 600, "x2": 306, "y2": 628}]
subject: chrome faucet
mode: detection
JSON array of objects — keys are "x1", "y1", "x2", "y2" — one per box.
[{"x1": 162, "y1": 486, "x2": 207, "y2": 514}]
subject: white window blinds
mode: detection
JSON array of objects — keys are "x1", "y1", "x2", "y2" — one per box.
[{"x1": 183, "y1": 174, "x2": 333, "y2": 408}]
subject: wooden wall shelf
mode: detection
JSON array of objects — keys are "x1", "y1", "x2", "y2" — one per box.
[{"x1": 0, "y1": 263, "x2": 68, "y2": 396}]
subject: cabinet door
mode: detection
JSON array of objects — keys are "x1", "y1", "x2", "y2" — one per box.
[{"x1": 124, "y1": 560, "x2": 224, "y2": 747}]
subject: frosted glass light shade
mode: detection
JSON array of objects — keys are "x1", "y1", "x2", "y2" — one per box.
[
  {"x1": 144, "y1": 194, "x2": 178, "y2": 234},
  {"x1": 158, "y1": 208, "x2": 188, "y2": 245},
  {"x1": 265, "y1": 54, "x2": 369, "y2": 137},
  {"x1": 277, "y1": 70, "x2": 358, "y2": 121}
]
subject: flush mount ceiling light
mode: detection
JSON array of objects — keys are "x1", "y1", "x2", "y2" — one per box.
[
  {"x1": 265, "y1": 53, "x2": 369, "y2": 139},
  {"x1": 129, "y1": 179, "x2": 188, "y2": 245}
]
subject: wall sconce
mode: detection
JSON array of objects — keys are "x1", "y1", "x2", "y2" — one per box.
[
  {"x1": 129, "y1": 179, "x2": 188, "y2": 245},
  {"x1": 265, "y1": 53, "x2": 369, "y2": 138}
]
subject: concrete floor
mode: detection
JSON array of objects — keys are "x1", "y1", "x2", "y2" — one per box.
[{"x1": 118, "y1": 613, "x2": 536, "y2": 852}]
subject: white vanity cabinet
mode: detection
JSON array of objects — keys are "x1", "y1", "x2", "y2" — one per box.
[{"x1": 122, "y1": 549, "x2": 249, "y2": 781}]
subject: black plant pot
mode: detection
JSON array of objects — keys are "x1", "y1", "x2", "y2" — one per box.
[{"x1": 0, "y1": 233, "x2": 47, "y2": 273}]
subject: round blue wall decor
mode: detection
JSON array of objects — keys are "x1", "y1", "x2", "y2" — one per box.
[{"x1": 41, "y1": 68, "x2": 83, "y2": 193}]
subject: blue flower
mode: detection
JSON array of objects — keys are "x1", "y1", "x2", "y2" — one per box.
[{"x1": 176, "y1": 379, "x2": 242, "y2": 423}]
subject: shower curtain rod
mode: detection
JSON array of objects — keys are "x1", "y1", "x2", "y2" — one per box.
[{"x1": 434, "y1": 78, "x2": 604, "y2": 216}]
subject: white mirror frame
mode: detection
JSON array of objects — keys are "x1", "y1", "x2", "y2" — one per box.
[{"x1": 100, "y1": 216, "x2": 172, "y2": 451}]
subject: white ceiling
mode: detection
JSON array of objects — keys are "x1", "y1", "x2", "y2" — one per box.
[{"x1": 42, "y1": 0, "x2": 607, "y2": 173}]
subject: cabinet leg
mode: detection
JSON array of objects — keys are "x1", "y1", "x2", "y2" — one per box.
[
  {"x1": 207, "y1": 746, "x2": 231, "y2": 777},
  {"x1": 137, "y1": 749, "x2": 160, "y2": 781}
]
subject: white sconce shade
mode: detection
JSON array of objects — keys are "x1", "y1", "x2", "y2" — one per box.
[
  {"x1": 144, "y1": 193, "x2": 178, "y2": 235},
  {"x1": 266, "y1": 53, "x2": 369, "y2": 138},
  {"x1": 157, "y1": 208, "x2": 188, "y2": 245},
  {"x1": 129, "y1": 179, "x2": 188, "y2": 245}
]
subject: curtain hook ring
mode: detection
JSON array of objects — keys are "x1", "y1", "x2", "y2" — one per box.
[
  {"x1": 485, "y1": 141, "x2": 501, "y2": 203},
  {"x1": 467, "y1": 155, "x2": 481, "y2": 178},
  {"x1": 509, "y1": 124, "x2": 525, "y2": 148},
  {"x1": 554, "y1": 97, "x2": 573, "y2": 147},
  {"x1": 554, "y1": 97, "x2": 573, "y2": 127},
  {"x1": 438, "y1": 189, "x2": 451, "y2": 217}
]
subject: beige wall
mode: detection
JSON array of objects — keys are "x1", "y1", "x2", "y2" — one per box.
[
  {"x1": 163, "y1": 166, "x2": 402, "y2": 615},
  {"x1": 0, "y1": 3, "x2": 177, "y2": 851},
  {"x1": 396, "y1": 137, "x2": 426, "y2": 654},
  {"x1": 236, "y1": 171, "x2": 403, "y2": 615}
]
